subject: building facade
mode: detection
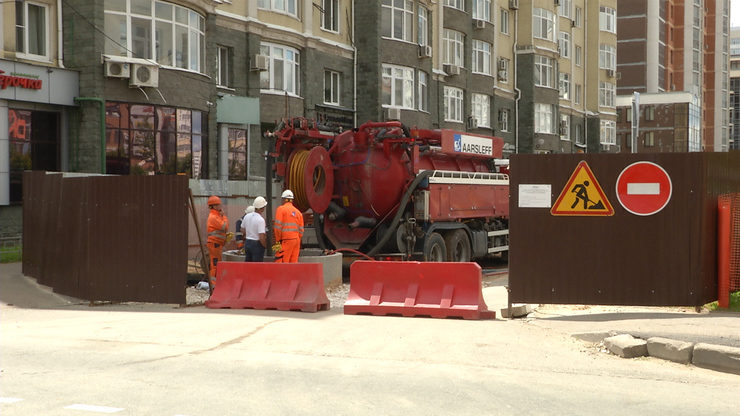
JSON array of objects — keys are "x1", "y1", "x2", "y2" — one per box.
[
  {"x1": 616, "y1": 0, "x2": 730, "y2": 152},
  {"x1": 729, "y1": 27, "x2": 740, "y2": 150}
]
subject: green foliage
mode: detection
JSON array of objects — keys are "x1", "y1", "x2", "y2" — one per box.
[
  {"x1": 705, "y1": 291, "x2": 740, "y2": 312},
  {"x1": 0, "y1": 246, "x2": 22, "y2": 263}
]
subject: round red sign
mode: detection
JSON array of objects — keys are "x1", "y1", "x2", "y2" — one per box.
[{"x1": 615, "y1": 161, "x2": 672, "y2": 216}]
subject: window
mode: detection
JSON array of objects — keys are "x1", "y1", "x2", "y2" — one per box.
[
  {"x1": 498, "y1": 58, "x2": 509, "y2": 82},
  {"x1": 559, "y1": 0, "x2": 572, "y2": 18},
  {"x1": 574, "y1": 84, "x2": 582, "y2": 105},
  {"x1": 559, "y1": 72, "x2": 570, "y2": 100},
  {"x1": 321, "y1": 0, "x2": 339, "y2": 32},
  {"x1": 15, "y1": 1, "x2": 48, "y2": 59},
  {"x1": 217, "y1": 46, "x2": 231, "y2": 87},
  {"x1": 418, "y1": 6, "x2": 429, "y2": 46},
  {"x1": 382, "y1": 64, "x2": 414, "y2": 109},
  {"x1": 228, "y1": 128, "x2": 247, "y2": 180},
  {"x1": 559, "y1": 32, "x2": 571, "y2": 58},
  {"x1": 534, "y1": 103, "x2": 554, "y2": 134},
  {"x1": 560, "y1": 114, "x2": 570, "y2": 140},
  {"x1": 258, "y1": 0, "x2": 298, "y2": 16},
  {"x1": 472, "y1": 40, "x2": 492, "y2": 75},
  {"x1": 260, "y1": 42, "x2": 301, "y2": 96},
  {"x1": 104, "y1": 1, "x2": 206, "y2": 72},
  {"x1": 381, "y1": 0, "x2": 413, "y2": 42},
  {"x1": 105, "y1": 102, "x2": 207, "y2": 178},
  {"x1": 418, "y1": 71, "x2": 428, "y2": 112},
  {"x1": 8, "y1": 109, "x2": 59, "y2": 203},
  {"x1": 575, "y1": 7, "x2": 582, "y2": 27},
  {"x1": 443, "y1": 86, "x2": 464, "y2": 122},
  {"x1": 443, "y1": 29, "x2": 464, "y2": 66},
  {"x1": 644, "y1": 131, "x2": 655, "y2": 147},
  {"x1": 472, "y1": 0, "x2": 491, "y2": 22},
  {"x1": 646, "y1": 106, "x2": 655, "y2": 121},
  {"x1": 499, "y1": 109, "x2": 510, "y2": 132},
  {"x1": 534, "y1": 55, "x2": 555, "y2": 88},
  {"x1": 575, "y1": 123, "x2": 584, "y2": 145},
  {"x1": 533, "y1": 8, "x2": 556, "y2": 42},
  {"x1": 471, "y1": 94, "x2": 490, "y2": 128},
  {"x1": 500, "y1": 8, "x2": 509, "y2": 35},
  {"x1": 599, "y1": 81, "x2": 615, "y2": 107},
  {"x1": 575, "y1": 45, "x2": 582, "y2": 66},
  {"x1": 444, "y1": 0, "x2": 464, "y2": 12},
  {"x1": 324, "y1": 70, "x2": 340, "y2": 105},
  {"x1": 600, "y1": 120, "x2": 616, "y2": 145},
  {"x1": 600, "y1": 6, "x2": 616, "y2": 33},
  {"x1": 599, "y1": 44, "x2": 616, "y2": 70}
]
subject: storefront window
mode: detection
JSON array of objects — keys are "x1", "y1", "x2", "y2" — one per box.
[
  {"x1": 228, "y1": 128, "x2": 247, "y2": 180},
  {"x1": 105, "y1": 102, "x2": 206, "y2": 178},
  {"x1": 8, "y1": 109, "x2": 59, "y2": 203}
]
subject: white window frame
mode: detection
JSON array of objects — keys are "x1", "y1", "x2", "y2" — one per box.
[
  {"x1": 575, "y1": 45, "x2": 582, "y2": 66},
  {"x1": 382, "y1": 0, "x2": 414, "y2": 42},
  {"x1": 443, "y1": 29, "x2": 465, "y2": 67},
  {"x1": 472, "y1": 0, "x2": 491, "y2": 22},
  {"x1": 574, "y1": 83, "x2": 582, "y2": 105},
  {"x1": 500, "y1": 8, "x2": 510, "y2": 35},
  {"x1": 498, "y1": 58, "x2": 509, "y2": 82},
  {"x1": 321, "y1": 0, "x2": 339, "y2": 33},
  {"x1": 559, "y1": 0, "x2": 572, "y2": 19},
  {"x1": 260, "y1": 42, "x2": 301, "y2": 96},
  {"x1": 382, "y1": 64, "x2": 415, "y2": 109},
  {"x1": 471, "y1": 93, "x2": 491, "y2": 128},
  {"x1": 534, "y1": 55, "x2": 555, "y2": 88},
  {"x1": 560, "y1": 114, "x2": 570, "y2": 140},
  {"x1": 418, "y1": 5, "x2": 429, "y2": 46},
  {"x1": 258, "y1": 0, "x2": 298, "y2": 17},
  {"x1": 600, "y1": 6, "x2": 616, "y2": 33},
  {"x1": 534, "y1": 103, "x2": 554, "y2": 134},
  {"x1": 104, "y1": 0, "x2": 206, "y2": 73},
  {"x1": 599, "y1": 81, "x2": 616, "y2": 107},
  {"x1": 443, "y1": 86, "x2": 464, "y2": 123},
  {"x1": 15, "y1": 0, "x2": 49, "y2": 60},
  {"x1": 575, "y1": 7, "x2": 582, "y2": 27},
  {"x1": 324, "y1": 70, "x2": 340, "y2": 105},
  {"x1": 599, "y1": 44, "x2": 616, "y2": 70},
  {"x1": 533, "y1": 8, "x2": 556, "y2": 42},
  {"x1": 444, "y1": 0, "x2": 464, "y2": 12},
  {"x1": 217, "y1": 46, "x2": 230, "y2": 87},
  {"x1": 600, "y1": 120, "x2": 616, "y2": 145},
  {"x1": 559, "y1": 32, "x2": 571, "y2": 58},
  {"x1": 418, "y1": 70, "x2": 428, "y2": 112},
  {"x1": 499, "y1": 109, "x2": 510, "y2": 132},
  {"x1": 472, "y1": 40, "x2": 492, "y2": 75},
  {"x1": 559, "y1": 72, "x2": 570, "y2": 100}
]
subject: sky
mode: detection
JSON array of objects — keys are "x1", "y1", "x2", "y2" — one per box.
[{"x1": 734, "y1": 0, "x2": 740, "y2": 28}]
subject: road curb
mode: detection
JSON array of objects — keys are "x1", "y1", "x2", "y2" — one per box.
[{"x1": 692, "y1": 343, "x2": 740, "y2": 375}]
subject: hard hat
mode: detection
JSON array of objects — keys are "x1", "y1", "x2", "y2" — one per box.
[
  {"x1": 245, "y1": 205, "x2": 255, "y2": 214},
  {"x1": 208, "y1": 195, "x2": 222, "y2": 206},
  {"x1": 253, "y1": 196, "x2": 268, "y2": 209},
  {"x1": 281, "y1": 189, "x2": 294, "y2": 199}
]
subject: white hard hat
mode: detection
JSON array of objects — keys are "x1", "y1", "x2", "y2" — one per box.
[
  {"x1": 253, "y1": 196, "x2": 268, "y2": 209},
  {"x1": 281, "y1": 189, "x2": 294, "y2": 199},
  {"x1": 245, "y1": 205, "x2": 255, "y2": 214}
]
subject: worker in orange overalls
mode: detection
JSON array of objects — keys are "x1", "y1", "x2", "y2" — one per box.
[
  {"x1": 273, "y1": 189, "x2": 304, "y2": 263},
  {"x1": 206, "y1": 195, "x2": 228, "y2": 291}
]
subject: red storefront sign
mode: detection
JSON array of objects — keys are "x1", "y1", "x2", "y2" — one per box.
[{"x1": 0, "y1": 70, "x2": 43, "y2": 90}]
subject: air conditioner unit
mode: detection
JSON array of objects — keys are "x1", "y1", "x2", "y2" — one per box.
[
  {"x1": 129, "y1": 64, "x2": 159, "y2": 88},
  {"x1": 443, "y1": 64, "x2": 461, "y2": 76},
  {"x1": 419, "y1": 44, "x2": 433, "y2": 58},
  {"x1": 606, "y1": 69, "x2": 615, "y2": 78},
  {"x1": 104, "y1": 61, "x2": 130, "y2": 78},
  {"x1": 509, "y1": 0, "x2": 519, "y2": 10},
  {"x1": 498, "y1": 59, "x2": 507, "y2": 71},
  {"x1": 251, "y1": 54, "x2": 269, "y2": 71},
  {"x1": 467, "y1": 117, "x2": 478, "y2": 129},
  {"x1": 386, "y1": 107, "x2": 402, "y2": 120},
  {"x1": 474, "y1": 19, "x2": 486, "y2": 29}
]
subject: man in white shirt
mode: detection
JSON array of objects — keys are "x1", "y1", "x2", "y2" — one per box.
[{"x1": 242, "y1": 196, "x2": 267, "y2": 262}]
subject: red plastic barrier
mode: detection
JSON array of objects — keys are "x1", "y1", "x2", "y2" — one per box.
[
  {"x1": 205, "y1": 262, "x2": 330, "y2": 312},
  {"x1": 344, "y1": 261, "x2": 495, "y2": 320}
]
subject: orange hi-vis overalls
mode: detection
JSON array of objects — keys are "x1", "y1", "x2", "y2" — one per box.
[
  {"x1": 206, "y1": 208, "x2": 228, "y2": 288},
  {"x1": 273, "y1": 201, "x2": 304, "y2": 263}
]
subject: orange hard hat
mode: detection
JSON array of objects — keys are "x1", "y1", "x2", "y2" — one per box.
[{"x1": 208, "y1": 195, "x2": 222, "y2": 206}]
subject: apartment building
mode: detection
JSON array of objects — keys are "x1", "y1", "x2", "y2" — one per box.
[
  {"x1": 729, "y1": 27, "x2": 740, "y2": 150},
  {"x1": 617, "y1": 0, "x2": 730, "y2": 152}
]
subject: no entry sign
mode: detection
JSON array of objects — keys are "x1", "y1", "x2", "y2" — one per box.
[{"x1": 616, "y1": 161, "x2": 672, "y2": 216}]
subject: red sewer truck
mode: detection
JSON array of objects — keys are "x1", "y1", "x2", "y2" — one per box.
[{"x1": 267, "y1": 118, "x2": 509, "y2": 262}]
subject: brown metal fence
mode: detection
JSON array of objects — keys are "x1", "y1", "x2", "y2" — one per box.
[
  {"x1": 509, "y1": 152, "x2": 740, "y2": 307},
  {"x1": 22, "y1": 171, "x2": 189, "y2": 304},
  {"x1": 726, "y1": 194, "x2": 740, "y2": 292}
]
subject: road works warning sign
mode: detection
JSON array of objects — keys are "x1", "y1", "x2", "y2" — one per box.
[{"x1": 551, "y1": 161, "x2": 614, "y2": 216}]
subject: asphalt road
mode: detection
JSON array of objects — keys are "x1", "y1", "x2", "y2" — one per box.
[{"x1": 1, "y1": 262, "x2": 739, "y2": 416}]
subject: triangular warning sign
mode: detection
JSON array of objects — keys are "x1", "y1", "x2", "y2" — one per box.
[{"x1": 551, "y1": 161, "x2": 614, "y2": 216}]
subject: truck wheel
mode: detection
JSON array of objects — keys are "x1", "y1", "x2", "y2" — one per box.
[
  {"x1": 445, "y1": 229, "x2": 471, "y2": 262},
  {"x1": 423, "y1": 232, "x2": 447, "y2": 262}
]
